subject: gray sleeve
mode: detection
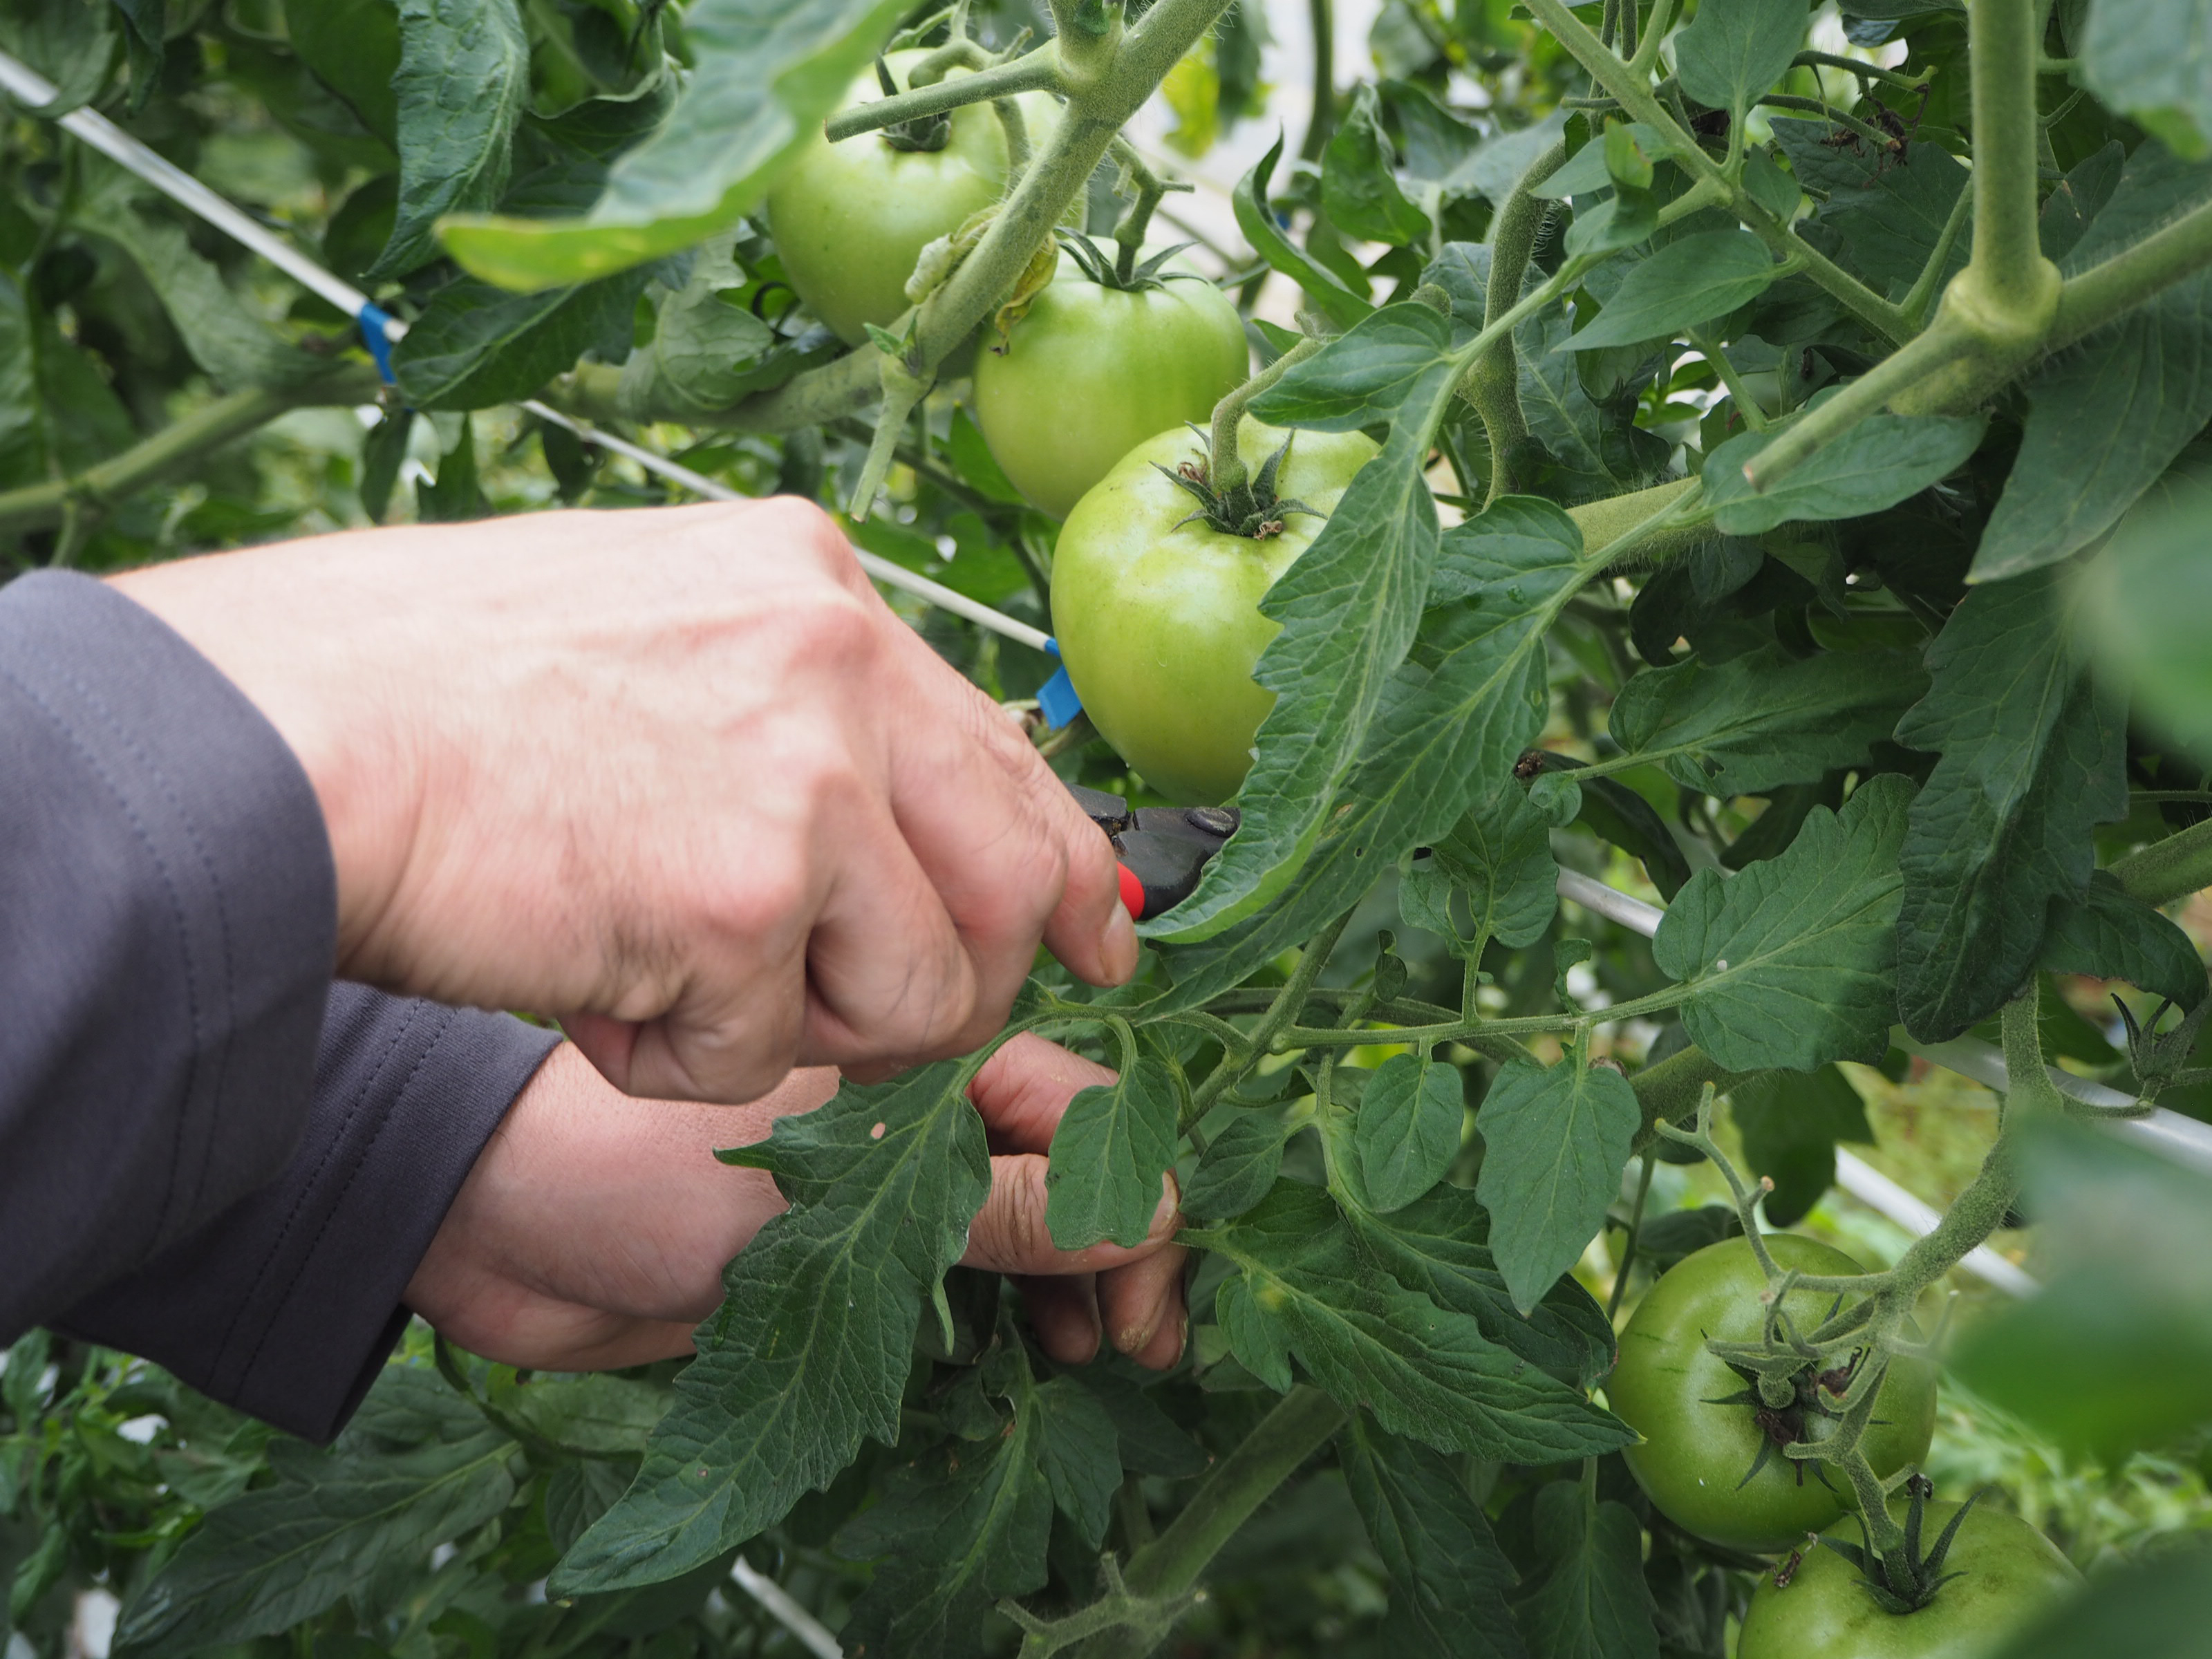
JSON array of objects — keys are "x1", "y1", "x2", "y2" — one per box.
[
  {"x1": 0, "y1": 569, "x2": 337, "y2": 1340},
  {"x1": 59, "y1": 986, "x2": 560, "y2": 1442},
  {"x1": 0, "y1": 570, "x2": 560, "y2": 1441}
]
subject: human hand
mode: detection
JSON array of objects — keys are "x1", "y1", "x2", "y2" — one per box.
[
  {"x1": 111, "y1": 501, "x2": 1134, "y2": 1103},
  {"x1": 406, "y1": 1034, "x2": 1187, "y2": 1374}
]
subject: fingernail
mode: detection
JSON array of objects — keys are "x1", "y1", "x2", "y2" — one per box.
[
  {"x1": 1101, "y1": 903, "x2": 1138, "y2": 984},
  {"x1": 1117, "y1": 1311, "x2": 1159, "y2": 1357},
  {"x1": 1148, "y1": 1176, "x2": 1180, "y2": 1239}
]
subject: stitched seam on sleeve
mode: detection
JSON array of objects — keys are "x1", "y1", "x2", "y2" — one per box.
[
  {"x1": 30, "y1": 652, "x2": 248, "y2": 1230},
  {"x1": 227, "y1": 1004, "x2": 457, "y2": 1388},
  {"x1": 0, "y1": 658, "x2": 209, "y2": 1251}
]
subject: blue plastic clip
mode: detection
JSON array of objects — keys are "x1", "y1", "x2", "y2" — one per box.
[
  {"x1": 357, "y1": 301, "x2": 398, "y2": 384},
  {"x1": 1038, "y1": 638, "x2": 1084, "y2": 729}
]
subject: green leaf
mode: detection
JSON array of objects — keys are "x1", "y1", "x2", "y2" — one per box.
[
  {"x1": 832, "y1": 1352, "x2": 1052, "y2": 1659},
  {"x1": 1725, "y1": 1065, "x2": 1873, "y2": 1227},
  {"x1": 1895, "y1": 567, "x2": 2129, "y2": 1041},
  {"x1": 1182, "y1": 1109, "x2": 1288, "y2": 1221},
  {"x1": 642, "y1": 242, "x2": 778, "y2": 412},
  {"x1": 488, "y1": 1373, "x2": 671, "y2": 1461},
  {"x1": 545, "y1": 1459, "x2": 636, "y2": 1555},
  {"x1": 0, "y1": 0, "x2": 115, "y2": 115},
  {"x1": 1231, "y1": 131, "x2": 1376, "y2": 331},
  {"x1": 1474, "y1": 1057, "x2": 1640, "y2": 1315},
  {"x1": 75, "y1": 163, "x2": 321, "y2": 389},
  {"x1": 2077, "y1": 467, "x2": 2212, "y2": 762},
  {"x1": 1515, "y1": 1479, "x2": 1658, "y2": 1659},
  {"x1": 1354, "y1": 1052, "x2": 1464, "y2": 1213},
  {"x1": 1343, "y1": 1188, "x2": 1618, "y2": 1393},
  {"x1": 1249, "y1": 302, "x2": 1456, "y2": 429},
  {"x1": 416, "y1": 414, "x2": 485, "y2": 521},
  {"x1": 1148, "y1": 498, "x2": 1584, "y2": 1000},
  {"x1": 360, "y1": 408, "x2": 414, "y2": 524},
  {"x1": 373, "y1": 0, "x2": 530, "y2": 279},
  {"x1": 1673, "y1": 0, "x2": 1806, "y2": 123},
  {"x1": 117, "y1": 1372, "x2": 520, "y2": 1653},
  {"x1": 1033, "y1": 1377, "x2": 1123, "y2": 1549},
  {"x1": 394, "y1": 268, "x2": 654, "y2": 410},
  {"x1": 440, "y1": 1, "x2": 937, "y2": 290},
  {"x1": 1065, "y1": 1366, "x2": 1209, "y2": 1478},
  {"x1": 1045, "y1": 1055, "x2": 1179, "y2": 1250},
  {"x1": 1974, "y1": 148, "x2": 2212, "y2": 581},
  {"x1": 1656, "y1": 773, "x2": 1914, "y2": 1070},
  {"x1": 1533, "y1": 124, "x2": 1668, "y2": 199},
  {"x1": 2082, "y1": 0, "x2": 2212, "y2": 160},
  {"x1": 1606, "y1": 646, "x2": 1929, "y2": 797},
  {"x1": 1322, "y1": 83, "x2": 1432, "y2": 245},
  {"x1": 0, "y1": 273, "x2": 133, "y2": 492},
  {"x1": 554, "y1": 1062, "x2": 989, "y2": 1595},
  {"x1": 1953, "y1": 1118, "x2": 2212, "y2": 1458},
  {"x1": 1562, "y1": 231, "x2": 1776, "y2": 352},
  {"x1": 1515, "y1": 310, "x2": 1671, "y2": 500},
  {"x1": 283, "y1": 0, "x2": 401, "y2": 144},
  {"x1": 1191, "y1": 1184, "x2": 1633, "y2": 1463},
  {"x1": 1702, "y1": 413, "x2": 1987, "y2": 534},
  {"x1": 1400, "y1": 775, "x2": 1560, "y2": 953},
  {"x1": 1146, "y1": 406, "x2": 1458, "y2": 945},
  {"x1": 1340, "y1": 1414, "x2": 1528, "y2": 1659},
  {"x1": 1815, "y1": 140, "x2": 1972, "y2": 297},
  {"x1": 1561, "y1": 188, "x2": 1658, "y2": 259},
  {"x1": 2041, "y1": 870, "x2": 2209, "y2": 1011}
]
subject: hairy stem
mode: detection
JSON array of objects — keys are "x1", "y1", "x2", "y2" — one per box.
[
  {"x1": 1187, "y1": 907, "x2": 1355, "y2": 1117},
  {"x1": 827, "y1": 44, "x2": 1061, "y2": 139},
  {"x1": 1208, "y1": 336, "x2": 1322, "y2": 494},
  {"x1": 1471, "y1": 140, "x2": 1565, "y2": 504},
  {"x1": 1900, "y1": 178, "x2": 1976, "y2": 329},
  {"x1": 1967, "y1": 0, "x2": 2053, "y2": 310},
  {"x1": 2050, "y1": 196, "x2": 2212, "y2": 350},
  {"x1": 1521, "y1": 0, "x2": 1911, "y2": 345},
  {"x1": 0, "y1": 365, "x2": 383, "y2": 537},
  {"x1": 1087, "y1": 1386, "x2": 1350, "y2": 1658},
  {"x1": 1741, "y1": 320, "x2": 1976, "y2": 492},
  {"x1": 2112, "y1": 818, "x2": 2212, "y2": 908}
]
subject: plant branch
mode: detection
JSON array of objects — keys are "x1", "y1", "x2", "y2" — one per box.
[
  {"x1": 1520, "y1": 0, "x2": 1911, "y2": 345},
  {"x1": 825, "y1": 44, "x2": 1063, "y2": 139},
  {"x1": 2049, "y1": 195, "x2": 2212, "y2": 351},
  {"x1": 1208, "y1": 335, "x2": 1322, "y2": 494},
  {"x1": 1078, "y1": 1387, "x2": 1350, "y2": 1659},
  {"x1": 2112, "y1": 818, "x2": 2212, "y2": 908},
  {"x1": 1186, "y1": 908, "x2": 1356, "y2": 1118},
  {"x1": 1300, "y1": 0, "x2": 1336, "y2": 162},
  {"x1": 1741, "y1": 321, "x2": 1976, "y2": 492},
  {"x1": 0, "y1": 365, "x2": 383, "y2": 537},
  {"x1": 1792, "y1": 49, "x2": 1930, "y2": 95},
  {"x1": 1900, "y1": 178, "x2": 1975, "y2": 328},
  {"x1": 1471, "y1": 139, "x2": 1565, "y2": 504}
]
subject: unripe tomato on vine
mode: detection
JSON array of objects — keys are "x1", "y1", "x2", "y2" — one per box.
[
  {"x1": 764, "y1": 52, "x2": 1054, "y2": 346},
  {"x1": 1605, "y1": 1235, "x2": 1938, "y2": 1553},
  {"x1": 1738, "y1": 1486, "x2": 2080, "y2": 1659},
  {"x1": 971, "y1": 235, "x2": 1250, "y2": 517},
  {"x1": 1050, "y1": 417, "x2": 1377, "y2": 804}
]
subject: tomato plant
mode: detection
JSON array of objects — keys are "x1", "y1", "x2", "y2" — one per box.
[
  {"x1": 972, "y1": 236, "x2": 1250, "y2": 516},
  {"x1": 1051, "y1": 418, "x2": 1376, "y2": 800},
  {"x1": 8, "y1": 0, "x2": 2212, "y2": 1656}
]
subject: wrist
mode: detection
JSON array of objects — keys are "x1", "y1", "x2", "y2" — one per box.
[{"x1": 110, "y1": 545, "x2": 425, "y2": 974}]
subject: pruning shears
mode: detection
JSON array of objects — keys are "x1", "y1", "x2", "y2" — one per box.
[{"x1": 1067, "y1": 782, "x2": 1239, "y2": 921}]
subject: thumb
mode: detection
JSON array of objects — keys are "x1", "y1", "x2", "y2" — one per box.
[{"x1": 962, "y1": 1156, "x2": 1180, "y2": 1276}]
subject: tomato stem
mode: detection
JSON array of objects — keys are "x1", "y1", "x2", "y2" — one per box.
[{"x1": 1469, "y1": 138, "x2": 1565, "y2": 505}]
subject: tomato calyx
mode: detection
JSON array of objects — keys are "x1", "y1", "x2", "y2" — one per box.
[
  {"x1": 1703, "y1": 1348, "x2": 1870, "y2": 1495},
  {"x1": 1821, "y1": 1474, "x2": 1986, "y2": 1615},
  {"x1": 1154, "y1": 434, "x2": 1321, "y2": 539},
  {"x1": 872, "y1": 57, "x2": 953, "y2": 153},
  {"x1": 1057, "y1": 230, "x2": 1206, "y2": 294}
]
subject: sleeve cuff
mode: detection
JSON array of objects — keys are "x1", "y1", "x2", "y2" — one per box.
[{"x1": 59, "y1": 987, "x2": 561, "y2": 1443}]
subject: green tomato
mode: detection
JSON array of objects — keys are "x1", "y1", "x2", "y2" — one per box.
[
  {"x1": 1606, "y1": 1235, "x2": 1938, "y2": 1553},
  {"x1": 1738, "y1": 1502, "x2": 2081, "y2": 1659},
  {"x1": 1050, "y1": 418, "x2": 1378, "y2": 804},
  {"x1": 764, "y1": 53, "x2": 1044, "y2": 347},
  {"x1": 972, "y1": 249, "x2": 1250, "y2": 518}
]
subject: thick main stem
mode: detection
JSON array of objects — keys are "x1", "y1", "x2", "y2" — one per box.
[
  {"x1": 1471, "y1": 140, "x2": 1564, "y2": 505},
  {"x1": 1080, "y1": 1387, "x2": 1349, "y2": 1659},
  {"x1": 1967, "y1": 0, "x2": 2050, "y2": 310}
]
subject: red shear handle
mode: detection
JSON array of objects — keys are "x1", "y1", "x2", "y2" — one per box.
[{"x1": 1117, "y1": 863, "x2": 1146, "y2": 918}]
